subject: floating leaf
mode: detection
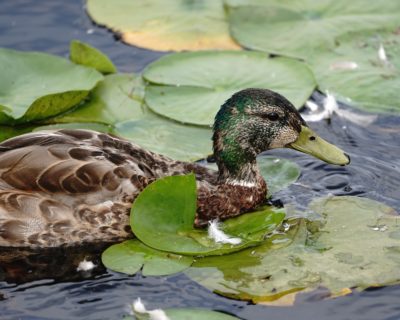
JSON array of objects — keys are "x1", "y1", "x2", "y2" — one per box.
[
  {"x1": 114, "y1": 113, "x2": 213, "y2": 161},
  {"x1": 163, "y1": 309, "x2": 239, "y2": 320},
  {"x1": 49, "y1": 73, "x2": 212, "y2": 161},
  {"x1": 227, "y1": 0, "x2": 400, "y2": 59},
  {"x1": 186, "y1": 196, "x2": 400, "y2": 303},
  {"x1": 34, "y1": 122, "x2": 114, "y2": 133},
  {"x1": 86, "y1": 0, "x2": 240, "y2": 51},
  {"x1": 0, "y1": 125, "x2": 34, "y2": 142},
  {"x1": 102, "y1": 239, "x2": 193, "y2": 276},
  {"x1": 144, "y1": 51, "x2": 316, "y2": 125},
  {"x1": 0, "y1": 48, "x2": 103, "y2": 124},
  {"x1": 130, "y1": 174, "x2": 285, "y2": 256},
  {"x1": 258, "y1": 156, "x2": 301, "y2": 196},
  {"x1": 51, "y1": 74, "x2": 145, "y2": 125},
  {"x1": 128, "y1": 304, "x2": 239, "y2": 320},
  {"x1": 309, "y1": 30, "x2": 400, "y2": 113},
  {"x1": 70, "y1": 40, "x2": 117, "y2": 74}
]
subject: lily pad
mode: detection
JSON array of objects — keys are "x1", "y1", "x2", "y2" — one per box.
[
  {"x1": 114, "y1": 113, "x2": 213, "y2": 162},
  {"x1": 206, "y1": 156, "x2": 301, "y2": 196},
  {"x1": 144, "y1": 51, "x2": 316, "y2": 125},
  {"x1": 34, "y1": 122, "x2": 114, "y2": 133},
  {"x1": 86, "y1": 0, "x2": 240, "y2": 51},
  {"x1": 70, "y1": 40, "x2": 117, "y2": 74},
  {"x1": 130, "y1": 174, "x2": 285, "y2": 256},
  {"x1": 227, "y1": 0, "x2": 400, "y2": 59},
  {"x1": 309, "y1": 29, "x2": 400, "y2": 113},
  {"x1": 51, "y1": 74, "x2": 145, "y2": 125},
  {"x1": 0, "y1": 125, "x2": 34, "y2": 142},
  {"x1": 186, "y1": 196, "x2": 400, "y2": 302},
  {"x1": 48, "y1": 73, "x2": 212, "y2": 161},
  {"x1": 0, "y1": 48, "x2": 103, "y2": 124},
  {"x1": 102, "y1": 239, "x2": 193, "y2": 276},
  {"x1": 259, "y1": 156, "x2": 301, "y2": 196},
  {"x1": 129, "y1": 307, "x2": 239, "y2": 320}
]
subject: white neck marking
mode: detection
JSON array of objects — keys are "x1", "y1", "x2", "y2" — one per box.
[{"x1": 226, "y1": 179, "x2": 256, "y2": 188}]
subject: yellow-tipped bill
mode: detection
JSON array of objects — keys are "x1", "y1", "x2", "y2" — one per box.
[{"x1": 289, "y1": 126, "x2": 350, "y2": 165}]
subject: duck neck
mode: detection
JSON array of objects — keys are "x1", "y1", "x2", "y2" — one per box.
[{"x1": 213, "y1": 130, "x2": 261, "y2": 187}]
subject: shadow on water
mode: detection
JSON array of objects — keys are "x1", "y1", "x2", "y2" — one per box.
[{"x1": 1, "y1": 1, "x2": 400, "y2": 319}]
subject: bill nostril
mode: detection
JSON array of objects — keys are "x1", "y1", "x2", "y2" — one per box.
[{"x1": 309, "y1": 136, "x2": 316, "y2": 141}]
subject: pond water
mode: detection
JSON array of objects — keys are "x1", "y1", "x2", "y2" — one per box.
[{"x1": 0, "y1": 1, "x2": 400, "y2": 319}]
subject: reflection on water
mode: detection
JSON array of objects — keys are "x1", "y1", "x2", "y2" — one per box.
[{"x1": 1, "y1": 1, "x2": 400, "y2": 319}]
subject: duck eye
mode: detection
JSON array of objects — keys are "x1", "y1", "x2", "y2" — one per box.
[{"x1": 265, "y1": 112, "x2": 280, "y2": 121}]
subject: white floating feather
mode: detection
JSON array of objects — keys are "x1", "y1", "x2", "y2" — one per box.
[
  {"x1": 324, "y1": 91, "x2": 339, "y2": 114},
  {"x1": 302, "y1": 92, "x2": 375, "y2": 126},
  {"x1": 305, "y1": 100, "x2": 319, "y2": 112},
  {"x1": 378, "y1": 43, "x2": 388, "y2": 63},
  {"x1": 208, "y1": 220, "x2": 242, "y2": 245},
  {"x1": 335, "y1": 108, "x2": 377, "y2": 126},
  {"x1": 132, "y1": 298, "x2": 170, "y2": 320},
  {"x1": 329, "y1": 61, "x2": 358, "y2": 70},
  {"x1": 76, "y1": 259, "x2": 96, "y2": 272}
]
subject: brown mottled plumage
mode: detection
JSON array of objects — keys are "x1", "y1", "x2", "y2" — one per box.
[{"x1": 0, "y1": 89, "x2": 349, "y2": 247}]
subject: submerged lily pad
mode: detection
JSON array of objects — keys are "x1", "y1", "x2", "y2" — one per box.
[
  {"x1": 0, "y1": 48, "x2": 103, "y2": 124},
  {"x1": 70, "y1": 40, "x2": 117, "y2": 74},
  {"x1": 86, "y1": 0, "x2": 240, "y2": 51},
  {"x1": 309, "y1": 30, "x2": 400, "y2": 113},
  {"x1": 186, "y1": 196, "x2": 400, "y2": 302},
  {"x1": 102, "y1": 239, "x2": 193, "y2": 276},
  {"x1": 49, "y1": 73, "x2": 213, "y2": 161},
  {"x1": 227, "y1": 0, "x2": 400, "y2": 59},
  {"x1": 131, "y1": 174, "x2": 285, "y2": 256},
  {"x1": 144, "y1": 51, "x2": 316, "y2": 125}
]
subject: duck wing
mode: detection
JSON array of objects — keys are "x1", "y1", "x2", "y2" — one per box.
[{"x1": 0, "y1": 129, "x2": 160, "y2": 247}]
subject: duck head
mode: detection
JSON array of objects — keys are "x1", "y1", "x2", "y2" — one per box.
[{"x1": 213, "y1": 88, "x2": 350, "y2": 183}]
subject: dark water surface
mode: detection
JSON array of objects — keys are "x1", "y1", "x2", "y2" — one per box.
[{"x1": 1, "y1": 1, "x2": 400, "y2": 319}]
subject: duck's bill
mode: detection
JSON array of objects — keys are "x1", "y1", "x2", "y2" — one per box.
[{"x1": 288, "y1": 126, "x2": 350, "y2": 165}]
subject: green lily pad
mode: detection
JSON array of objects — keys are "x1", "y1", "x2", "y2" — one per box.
[
  {"x1": 226, "y1": 0, "x2": 400, "y2": 59},
  {"x1": 48, "y1": 73, "x2": 212, "y2": 161},
  {"x1": 162, "y1": 309, "x2": 239, "y2": 320},
  {"x1": 51, "y1": 74, "x2": 145, "y2": 125},
  {"x1": 0, "y1": 48, "x2": 103, "y2": 124},
  {"x1": 34, "y1": 122, "x2": 114, "y2": 133},
  {"x1": 0, "y1": 125, "x2": 34, "y2": 142},
  {"x1": 143, "y1": 51, "x2": 316, "y2": 126},
  {"x1": 114, "y1": 113, "x2": 213, "y2": 162},
  {"x1": 70, "y1": 40, "x2": 117, "y2": 74},
  {"x1": 86, "y1": 0, "x2": 240, "y2": 52},
  {"x1": 309, "y1": 29, "x2": 400, "y2": 113},
  {"x1": 259, "y1": 156, "x2": 301, "y2": 196},
  {"x1": 186, "y1": 196, "x2": 400, "y2": 302},
  {"x1": 129, "y1": 307, "x2": 239, "y2": 320},
  {"x1": 102, "y1": 239, "x2": 193, "y2": 276},
  {"x1": 131, "y1": 174, "x2": 285, "y2": 256}
]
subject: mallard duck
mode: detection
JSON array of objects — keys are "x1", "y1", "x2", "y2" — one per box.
[{"x1": 0, "y1": 89, "x2": 349, "y2": 247}]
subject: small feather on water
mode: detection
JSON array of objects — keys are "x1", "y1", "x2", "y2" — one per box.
[
  {"x1": 329, "y1": 61, "x2": 358, "y2": 70},
  {"x1": 378, "y1": 43, "x2": 388, "y2": 63},
  {"x1": 208, "y1": 220, "x2": 242, "y2": 245},
  {"x1": 132, "y1": 298, "x2": 170, "y2": 320},
  {"x1": 302, "y1": 92, "x2": 377, "y2": 126},
  {"x1": 305, "y1": 100, "x2": 319, "y2": 112},
  {"x1": 76, "y1": 259, "x2": 96, "y2": 272}
]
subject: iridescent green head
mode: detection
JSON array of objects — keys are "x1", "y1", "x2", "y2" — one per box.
[{"x1": 213, "y1": 88, "x2": 350, "y2": 181}]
